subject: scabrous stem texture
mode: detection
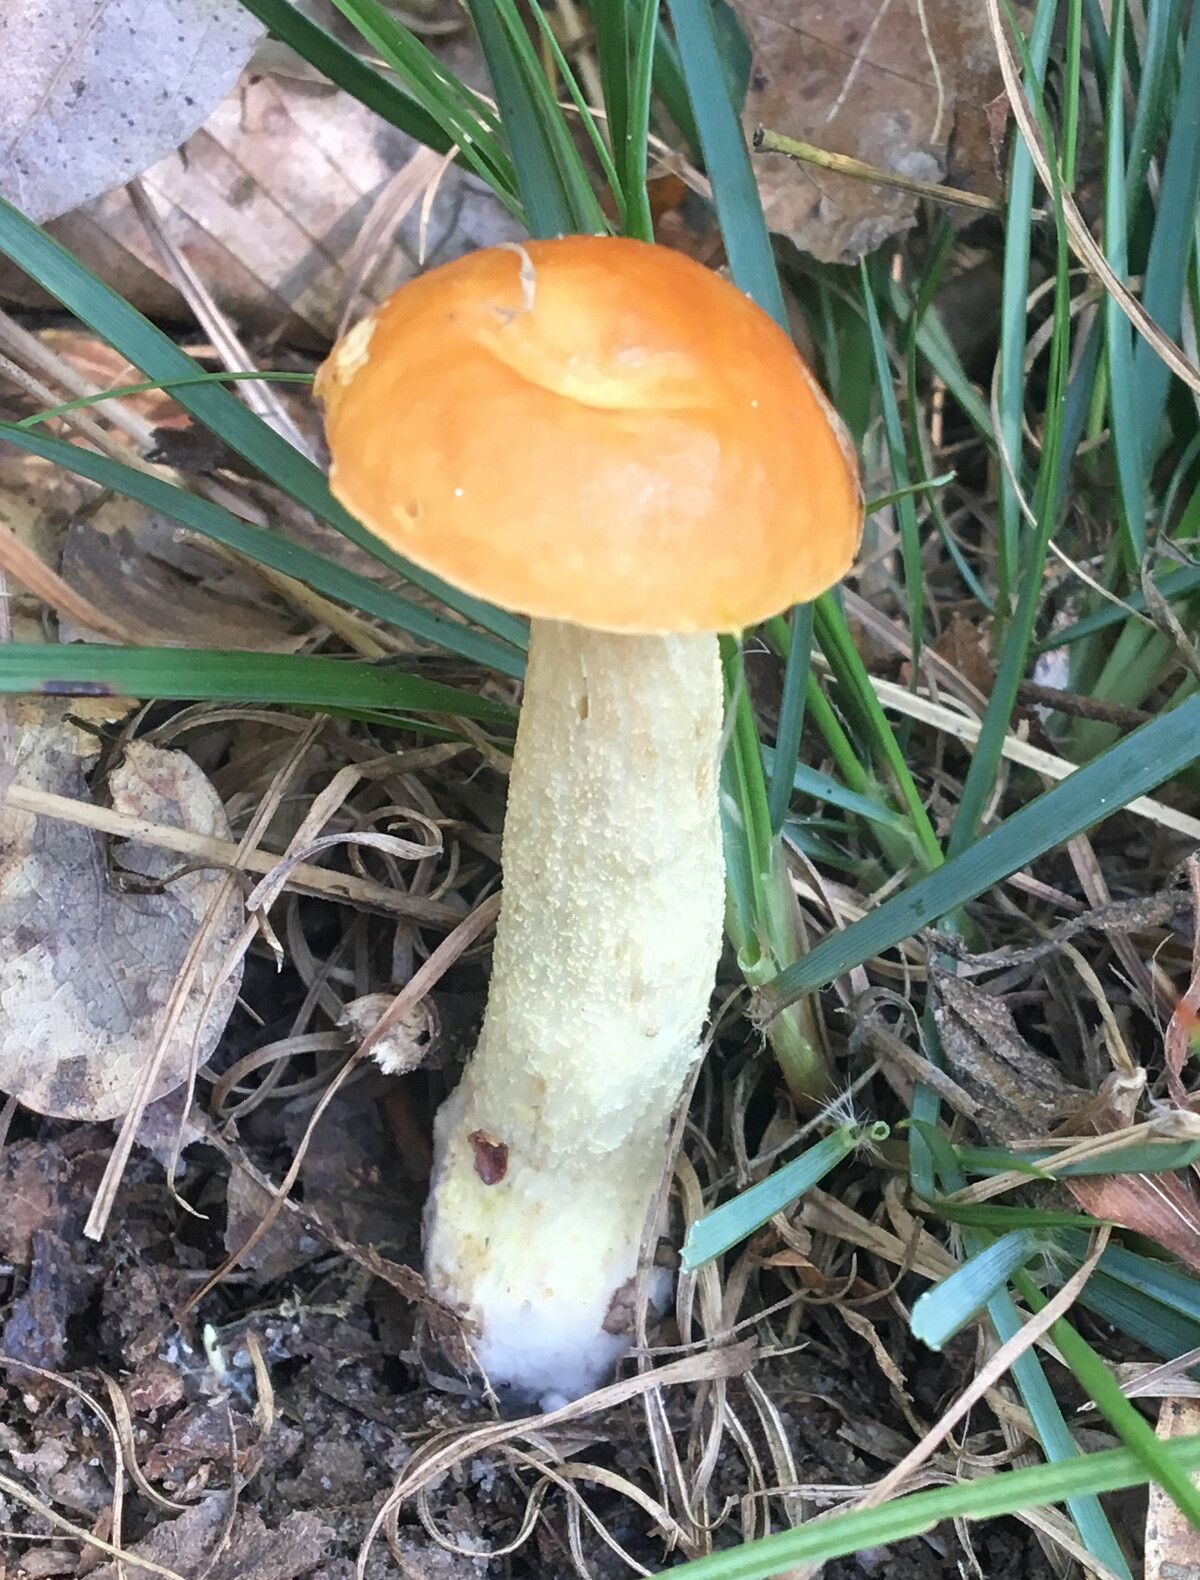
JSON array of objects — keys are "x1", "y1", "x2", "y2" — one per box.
[{"x1": 424, "y1": 619, "x2": 724, "y2": 1404}]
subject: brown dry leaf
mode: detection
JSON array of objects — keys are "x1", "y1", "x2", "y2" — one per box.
[
  {"x1": 1146, "y1": 1397, "x2": 1200, "y2": 1580},
  {"x1": 1060, "y1": 1087, "x2": 1200, "y2": 1278},
  {"x1": 223, "y1": 1169, "x2": 313, "y2": 1281},
  {"x1": 58, "y1": 494, "x2": 312, "y2": 650},
  {"x1": 0, "y1": 698, "x2": 243, "y2": 1119},
  {"x1": 0, "y1": 0, "x2": 264, "y2": 222},
  {"x1": 0, "y1": 444, "x2": 93, "y2": 640},
  {"x1": 88, "y1": 1498, "x2": 331, "y2": 1580},
  {"x1": 1, "y1": 68, "x2": 525, "y2": 346},
  {"x1": 739, "y1": 0, "x2": 1008, "y2": 263},
  {"x1": 1067, "y1": 1165, "x2": 1200, "y2": 1277},
  {"x1": 931, "y1": 971, "x2": 1087, "y2": 1144}
]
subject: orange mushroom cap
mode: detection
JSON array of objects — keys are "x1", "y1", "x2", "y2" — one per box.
[{"x1": 317, "y1": 235, "x2": 862, "y2": 634}]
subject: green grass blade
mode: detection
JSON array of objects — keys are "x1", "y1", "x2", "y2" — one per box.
[
  {"x1": 680, "y1": 1124, "x2": 864, "y2": 1271},
  {"x1": 525, "y1": 4, "x2": 624, "y2": 220},
  {"x1": 18, "y1": 370, "x2": 312, "y2": 428},
  {"x1": 663, "y1": 0, "x2": 786, "y2": 329},
  {"x1": 0, "y1": 422, "x2": 525, "y2": 679},
  {"x1": 0, "y1": 644, "x2": 513, "y2": 720},
  {"x1": 887, "y1": 278, "x2": 994, "y2": 441},
  {"x1": 775, "y1": 762, "x2": 909, "y2": 833},
  {"x1": 236, "y1": 0, "x2": 518, "y2": 203},
  {"x1": 624, "y1": 0, "x2": 661, "y2": 242},
  {"x1": 667, "y1": 1438, "x2": 1188, "y2": 1579},
  {"x1": 721, "y1": 637, "x2": 773, "y2": 888},
  {"x1": 0, "y1": 198, "x2": 529, "y2": 654},
  {"x1": 986, "y1": 1280, "x2": 1134, "y2": 1575},
  {"x1": 1041, "y1": 557, "x2": 1200, "y2": 649},
  {"x1": 813, "y1": 595, "x2": 942, "y2": 870},
  {"x1": 911, "y1": 1231, "x2": 1045, "y2": 1350},
  {"x1": 591, "y1": 1, "x2": 632, "y2": 171},
  {"x1": 949, "y1": 14, "x2": 1074, "y2": 856},
  {"x1": 665, "y1": 6, "x2": 937, "y2": 879},
  {"x1": 1104, "y1": 0, "x2": 1148, "y2": 562},
  {"x1": 1080, "y1": 1269, "x2": 1200, "y2": 1359},
  {"x1": 1129, "y1": 3, "x2": 1200, "y2": 465},
  {"x1": 1014, "y1": 1268, "x2": 1200, "y2": 1532},
  {"x1": 766, "y1": 603, "x2": 813, "y2": 835},
  {"x1": 1062, "y1": 1234, "x2": 1200, "y2": 1326},
  {"x1": 324, "y1": 0, "x2": 508, "y2": 153},
  {"x1": 464, "y1": 0, "x2": 607, "y2": 237},
  {"x1": 862, "y1": 262, "x2": 923, "y2": 669},
  {"x1": 933, "y1": 1203, "x2": 1104, "y2": 1232},
  {"x1": 920, "y1": 1134, "x2": 1131, "y2": 1576},
  {"x1": 759, "y1": 688, "x2": 1200, "y2": 1014},
  {"x1": 994, "y1": 0, "x2": 1057, "y2": 606},
  {"x1": 1126, "y1": 0, "x2": 1185, "y2": 205}
]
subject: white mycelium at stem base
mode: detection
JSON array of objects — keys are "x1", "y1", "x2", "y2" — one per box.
[{"x1": 423, "y1": 619, "x2": 724, "y2": 1404}]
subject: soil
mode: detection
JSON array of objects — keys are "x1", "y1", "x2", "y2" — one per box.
[{"x1": 0, "y1": 950, "x2": 1120, "y2": 1577}]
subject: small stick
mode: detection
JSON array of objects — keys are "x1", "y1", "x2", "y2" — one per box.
[{"x1": 753, "y1": 126, "x2": 1003, "y2": 215}]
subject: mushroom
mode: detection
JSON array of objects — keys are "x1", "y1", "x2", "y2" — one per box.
[{"x1": 316, "y1": 236, "x2": 862, "y2": 1404}]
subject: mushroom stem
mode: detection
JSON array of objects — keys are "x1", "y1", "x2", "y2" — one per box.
[{"x1": 424, "y1": 617, "x2": 725, "y2": 1404}]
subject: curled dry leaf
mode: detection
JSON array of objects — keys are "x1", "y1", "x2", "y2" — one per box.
[
  {"x1": 0, "y1": 0, "x2": 264, "y2": 222},
  {"x1": 0, "y1": 698, "x2": 243, "y2": 1119},
  {"x1": 340, "y1": 990, "x2": 439, "y2": 1076},
  {"x1": 739, "y1": 0, "x2": 1007, "y2": 263}
]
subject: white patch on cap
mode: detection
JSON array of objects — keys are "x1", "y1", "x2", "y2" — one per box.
[{"x1": 328, "y1": 314, "x2": 377, "y2": 386}]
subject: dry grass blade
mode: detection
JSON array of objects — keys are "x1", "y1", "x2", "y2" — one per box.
[
  {"x1": 864, "y1": 672, "x2": 1200, "y2": 840},
  {"x1": 96, "y1": 1373, "x2": 188, "y2": 1515},
  {"x1": 985, "y1": 0, "x2": 1200, "y2": 396},
  {"x1": 338, "y1": 143, "x2": 457, "y2": 337},
  {"x1": 0, "y1": 350, "x2": 156, "y2": 468},
  {"x1": 86, "y1": 714, "x2": 325, "y2": 1238},
  {"x1": 357, "y1": 1343, "x2": 758, "y2": 1577},
  {"x1": 861, "y1": 1229, "x2": 1110, "y2": 1508},
  {"x1": 0, "y1": 1360, "x2": 134, "y2": 1577},
  {"x1": 0, "y1": 307, "x2": 157, "y2": 448},
  {"x1": 126, "y1": 177, "x2": 315, "y2": 458},
  {"x1": 754, "y1": 127, "x2": 1004, "y2": 213},
  {"x1": 0, "y1": 780, "x2": 463, "y2": 921},
  {"x1": 182, "y1": 889, "x2": 501, "y2": 1311},
  {"x1": 0, "y1": 1470, "x2": 186, "y2": 1580}
]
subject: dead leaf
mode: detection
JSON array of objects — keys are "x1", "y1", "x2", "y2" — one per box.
[
  {"x1": 88, "y1": 1498, "x2": 331, "y2": 1580},
  {"x1": 224, "y1": 1169, "x2": 313, "y2": 1282},
  {"x1": 0, "y1": 0, "x2": 264, "y2": 222},
  {"x1": 1146, "y1": 1397, "x2": 1200, "y2": 1580},
  {"x1": 931, "y1": 970, "x2": 1087, "y2": 1144},
  {"x1": 1, "y1": 68, "x2": 526, "y2": 345},
  {"x1": 1066, "y1": 1165, "x2": 1200, "y2": 1277},
  {"x1": 739, "y1": 0, "x2": 1008, "y2": 263},
  {"x1": 0, "y1": 443, "x2": 93, "y2": 641},
  {"x1": 0, "y1": 698, "x2": 243, "y2": 1119},
  {"x1": 342, "y1": 991, "x2": 439, "y2": 1076},
  {"x1": 58, "y1": 494, "x2": 312, "y2": 650},
  {"x1": 1, "y1": 1228, "x2": 93, "y2": 1373}
]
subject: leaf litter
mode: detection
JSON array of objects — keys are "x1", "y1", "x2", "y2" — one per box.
[{"x1": 5, "y1": 4, "x2": 1200, "y2": 1579}]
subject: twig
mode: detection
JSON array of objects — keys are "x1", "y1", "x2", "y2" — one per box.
[
  {"x1": 1, "y1": 781, "x2": 465, "y2": 923},
  {"x1": 753, "y1": 128, "x2": 1003, "y2": 214}
]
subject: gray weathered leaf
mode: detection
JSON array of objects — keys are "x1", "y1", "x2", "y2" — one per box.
[
  {"x1": 0, "y1": 0, "x2": 265, "y2": 222},
  {"x1": 0, "y1": 698, "x2": 243, "y2": 1119}
]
